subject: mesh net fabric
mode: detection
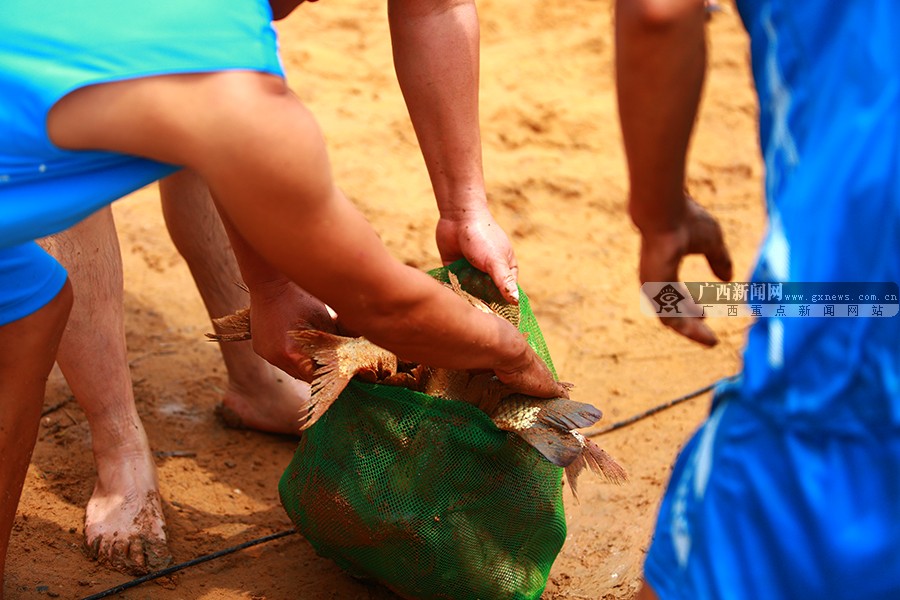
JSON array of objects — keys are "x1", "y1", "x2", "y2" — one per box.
[{"x1": 278, "y1": 260, "x2": 567, "y2": 600}]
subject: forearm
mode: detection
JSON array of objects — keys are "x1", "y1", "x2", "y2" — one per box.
[
  {"x1": 196, "y1": 108, "x2": 523, "y2": 373},
  {"x1": 349, "y1": 265, "x2": 532, "y2": 371},
  {"x1": 215, "y1": 187, "x2": 527, "y2": 372},
  {"x1": 388, "y1": 0, "x2": 487, "y2": 215},
  {"x1": 214, "y1": 204, "x2": 293, "y2": 297},
  {"x1": 615, "y1": 0, "x2": 707, "y2": 233},
  {"x1": 228, "y1": 209, "x2": 529, "y2": 371}
]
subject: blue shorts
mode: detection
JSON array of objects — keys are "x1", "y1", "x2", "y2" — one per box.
[
  {"x1": 644, "y1": 385, "x2": 900, "y2": 600},
  {"x1": 0, "y1": 243, "x2": 68, "y2": 326},
  {"x1": 0, "y1": 0, "x2": 285, "y2": 323}
]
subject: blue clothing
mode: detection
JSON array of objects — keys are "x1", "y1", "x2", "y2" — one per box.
[
  {"x1": 735, "y1": 0, "x2": 900, "y2": 431},
  {"x1": 0, "y1": 243, "x2": 68, "y2": 326},
  {"x1": 644, "y1": 2, "x2": 900, "y2": 598},
  {"x1": 0, "y1": 0, "x2": 284, "y2": 323},
  {"x1": 0, "y1": 0, "x2": 284, "y2": 249},
  {"x1": 645, "y1": 388, "x2": 900, "y2": 600}
]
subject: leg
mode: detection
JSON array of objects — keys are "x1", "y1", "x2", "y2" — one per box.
[
  {"x1": 636, "y1": 583, "x2": 660, "y2": 600},
  {"x1": 159, "y1": 170, "x2": 311, "y2": 434},
  {"x1": 0, "y1": 283, "x2": 72, "y2": 600},
  {"x1": 37, "y1": 209, "x2": 171, "y2": 575}
]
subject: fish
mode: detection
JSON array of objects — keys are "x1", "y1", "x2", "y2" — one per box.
[{"x1": 208, "y1": 272, "x2": 626, "y2": 493}]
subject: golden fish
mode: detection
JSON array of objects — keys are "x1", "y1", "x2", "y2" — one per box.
[{"x1": 210, "y1": 273, "x2": 626, "y2": 493}]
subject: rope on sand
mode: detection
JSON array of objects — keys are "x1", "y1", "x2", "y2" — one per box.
[
  {"x1": 80, "y1": 529, "x2": 298, "y2": 600},
  {"x1": 584, "y1": 376, "x2": 738, "y2": 438}
]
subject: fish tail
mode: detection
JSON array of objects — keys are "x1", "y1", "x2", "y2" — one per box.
[
  {"x1": 290, "y1": 329, "x2": 357, "y2": 430},
  {"x1": 585, "y1": 439, "x2": 628, "y2": 485},
  {"x1": 538, "y1": 397, "x2": 603, "y2": 431},
  {"x1": 563, "y1": 452, "x2": 588, "y2": 501},
  {"x1": 515, "y1": 423, "x2": 584, "y2": 468},
  {"x1": 206, "y1": 307, "x2": 252, "y2": 342},
  {"x1": 577, "y1": 432, "x2": 628, "y2": 484},
  {"x1": 564, "y1": 433, "x2": 627, "y2": 497}
]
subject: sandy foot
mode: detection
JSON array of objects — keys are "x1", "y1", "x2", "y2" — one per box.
[
  {"x1": 216, "y1": 371, "x2": 311, "y2": 436},
  {"x1": 84, "y1": 488, "x2": 171, "y2": 575}
]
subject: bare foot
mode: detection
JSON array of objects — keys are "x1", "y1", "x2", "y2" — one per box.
[
  {"x1": 217, "y1": 364, "x2": 312, "y2": 435},
  {"x1": 84, "y1": 431, "x2": 171, "y2": 575}
]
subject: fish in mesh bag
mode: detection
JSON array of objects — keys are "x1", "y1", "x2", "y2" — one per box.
[{"x1": 211, "y1": 260, "x2": 625, "y2": 599}]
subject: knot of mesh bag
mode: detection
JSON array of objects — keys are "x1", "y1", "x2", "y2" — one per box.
[{"x1": 278, "y1": 260, "x2": 567, "y2": 600}]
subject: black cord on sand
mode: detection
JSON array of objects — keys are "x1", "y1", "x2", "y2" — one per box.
[
  {"x1": 586, "y1": 376, "x2": 737, "y2": 438},
  {"x1": 80, "y1": 529, "x2": 298, "y2": 600}
]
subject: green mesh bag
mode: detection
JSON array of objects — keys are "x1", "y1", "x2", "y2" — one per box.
[{"x1": 278, "y1": 260, "x2": 566, "y2": 600}]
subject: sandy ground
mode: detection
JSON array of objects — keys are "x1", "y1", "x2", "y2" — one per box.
[{"x1": 7, "y1": 2, "x2": 766, "y2": 599}]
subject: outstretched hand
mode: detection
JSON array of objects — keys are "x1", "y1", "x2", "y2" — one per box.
[
  {"x1": 436, "y1": 208, "x2": 520, "y2": 304},
  {"x1": 638, "y1": 196, "x2": 733, "y2": 346}
]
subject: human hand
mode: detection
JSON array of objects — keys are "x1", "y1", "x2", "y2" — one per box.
[
  {"x1": 248, "y1": 279, "x2": 336, "y2": 381},
  {"x1": 494, "y1": 343, "x2": 570, "y2": 399},
  {"x1": 638, "y1": 196, "x2": 732, "y2": 346},
  {"x1": 436, "y1": 207, "x2": 520, "y2": 303}
]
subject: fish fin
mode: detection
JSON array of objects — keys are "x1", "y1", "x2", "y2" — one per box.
[
  {"x1": 290, "y1": 330, "x2": 399, "y2": 430},
  {"x1": 538, "y1": 398, "x2": 603, "y2": 431},
  {"x1": 289, "y1": 329, "x2": 358, "y2": 430},
  {"x1": 581, "y1": 436, "x2": 628, "y2": 485},
  {"x1": 564, "y1": 452, "x2": 588, "y2": 501},
  {"x1": 516, "y1": 422, "x2": 583, "y2": 468},
  {"x1": 487, "y1": 301, "x2": 520, "y2": 329},
  {"x1": 563, "y1": 435, "x2": 628, "y2": 498},
  {"x1": 207, "y1": 308, "x2": 252, "y2": 342}
]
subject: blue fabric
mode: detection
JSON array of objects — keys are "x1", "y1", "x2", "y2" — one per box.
[
  {"x1": 645, "y1": 390, "x2": 900, "y2": 600},
  {"x1": 733, "y1": 0, "x2": 900, "y2": 430},
  {"x1": 0, "y1": 243, "x2": 68, "y2": 326},
  {"x1": 645, "y1": 2, "x2": 900, "y2": 598},
  {"x1": 0, "y1": 0, "x2": 285, "y2": 249}
]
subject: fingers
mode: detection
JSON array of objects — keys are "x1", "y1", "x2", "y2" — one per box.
[
  {"x1": 495, "y1": 351, "x2": 567, "y2": 399},
  {"x1": 694, "y1": 215, "x2": 733, "y2": 282},
  {"x1": 685, "y1": 197, "x2": 733, "y2": 281},
  {"x1": 705, "y1": 244, "x2": 733, "y2": 282},
  {"x1": 489, "y1": 261, "x2": 520, "y2": 304},
  {"x1": 660, "y1": 315, "x2": 718, "y2": 347},
  {"x1": 435, "y1": 213, "x2": 520, "y2": 303},
  {"x1": 248, "y1": 333, "x2": 316, "y2": 382}
]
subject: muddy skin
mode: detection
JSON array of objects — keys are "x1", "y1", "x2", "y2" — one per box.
[{"x1": 83, "y1": 491, "x2": 172, "y2": 576}]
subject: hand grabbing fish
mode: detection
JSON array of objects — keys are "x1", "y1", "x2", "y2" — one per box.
[{"x1": 209, "y1": 272, "x2": 626, "y2": 494}]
